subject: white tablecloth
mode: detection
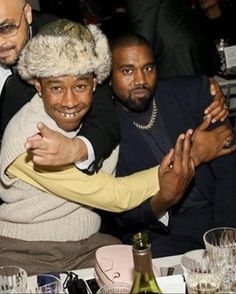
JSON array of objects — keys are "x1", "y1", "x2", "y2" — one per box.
[{"x1": 27, "y1": 254, "x2": 185, "y2": 293}]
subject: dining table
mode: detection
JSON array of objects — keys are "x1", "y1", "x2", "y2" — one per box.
[{"x1": 27, "y1": 253, "x2": 186, "y2": 293}]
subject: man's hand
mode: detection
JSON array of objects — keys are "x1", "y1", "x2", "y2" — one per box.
[
  {"x1": 204, "y1": 78, "x2": 228, "y2": 123},
  {"x1": 151, "y1": 129, "x2": 195, "y2": 217},
  {"x1": 25, "y1": 122, "x2": 88, "y2": 166},
  {"x1": 191, "y1": 117, "x2": 236, "y2": 166}
]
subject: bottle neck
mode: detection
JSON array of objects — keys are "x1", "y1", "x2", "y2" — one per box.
[{"x1": 133, "y1": 247, "x2": 153, "y2": 274}]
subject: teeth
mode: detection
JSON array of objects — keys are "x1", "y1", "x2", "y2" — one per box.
[{"x1": 61, "y1": 113, "x2": 77, "y2": 118}]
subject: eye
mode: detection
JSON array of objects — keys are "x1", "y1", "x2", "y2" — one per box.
[
  {"x1": 144, "y1": 65, "x2": 155, "y2": 72},
  {"x1": 0, "y1": 24, "x2": 16, "y2": 35},
  {"x1": 50, "y1": 86, "x2": 62, "y2": 92},
  {"x1": 122, "y1": 68, "x2": 133, "y2": 75},
  {"x1": 74, "y1": 84, "x2": 88, "y2": 92}
]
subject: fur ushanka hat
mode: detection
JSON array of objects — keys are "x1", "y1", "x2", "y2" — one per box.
[{"x1": 17, "y1": 19, "x2": 111, "y2": 84}]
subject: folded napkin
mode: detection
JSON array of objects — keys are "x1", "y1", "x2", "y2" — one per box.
[{"x1": 157, "y1": 274, "x2": 186, "y2": 294}]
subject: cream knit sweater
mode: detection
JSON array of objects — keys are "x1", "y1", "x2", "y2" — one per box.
[{"x1": 0, "y1": 94, "x2": 106, "y2": 242}]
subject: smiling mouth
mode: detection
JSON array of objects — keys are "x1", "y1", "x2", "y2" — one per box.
[{"x1": 58, "y1": 111, "x2": 80, "y2": 119}]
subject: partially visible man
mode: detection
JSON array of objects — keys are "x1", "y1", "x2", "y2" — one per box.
[
  {"x1": 125, "y1": 0, "x2": 215, "y2": 78},
  {"x1": 0, "y1": 0, "x2": 119, "y2": 172},
  {"x1": 0, "y1": 20, "x2": 195, "y2": 274},
  {"x1": 101, "y1": 33, "x2": 236, "y2": 257}
]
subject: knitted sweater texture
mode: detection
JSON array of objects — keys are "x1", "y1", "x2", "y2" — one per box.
[{"x1": 0, "y1": 95, "x2": 101, "y2": 241}]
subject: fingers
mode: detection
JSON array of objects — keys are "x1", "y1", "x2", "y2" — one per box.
[
  {"x1": 205, "y1": 79, "x2": 228, "y2": 123},
  {"x1": 196, "y1": 116, "x2": 211, "y2": 132},
  {"x1": 209, "y1": 78, "x2": 220, "y2": 96},
  {"x1": 159, "y1": 148, "x2": 175, "y2": 173},
  {"x1": 171, "y1": 133, "x2": 185, "y2": 170},
  {"x1": 172, "y1": 129, "x2": 194, "y2": 171},
  {"x1": 36, "y1": 122, "x2": 51, "y2": 138},
  {"x1": 24, "y1": 123, "x2": 52, "y2": 150},
  {"x1": 221, "y1": 144, "x2": 236, "y2": 156},
  {"x1": 204, "y1": 100, "x2": 228, "y2": 123}
]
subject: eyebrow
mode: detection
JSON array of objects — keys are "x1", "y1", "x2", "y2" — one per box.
[
  {"x1": 0, "y1": 18, "x2": 15, "y2": 26},
  {"x1": 46, "y1": 76, "x2": 92, "y2": 84}
]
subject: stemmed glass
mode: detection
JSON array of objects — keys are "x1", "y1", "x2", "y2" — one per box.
[{"x1": 203, "y1": 227, "x2": 236, "y2": 292}]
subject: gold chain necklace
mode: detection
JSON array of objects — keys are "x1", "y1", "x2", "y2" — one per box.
[{"x1": 133, "y1": 99, "x2": 157, "y2": 130}]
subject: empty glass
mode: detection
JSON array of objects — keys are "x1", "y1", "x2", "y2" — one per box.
[
  {"x1": 0, "y1": 266, "x2": 28, "y2": 293},
  {"x1": 34, "y1": 274, "x2": 63, "y2": 294},
  {"x1": 181, "y1": 249, "x2": 222, "y2": 294},
  {"x1": 203, "y1": 227, "x2": 236, "y2": 292}
]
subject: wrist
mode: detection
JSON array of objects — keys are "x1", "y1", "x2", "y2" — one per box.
[
  {"x1": 70, "y1": 138, "x2": 88, "y2": 163},
  {"x1": 150, "y1": 191, "x2": 170, "y2": 218},
  {"x1": 190, "y1": 150, "x2": 201, "y2": 167}
]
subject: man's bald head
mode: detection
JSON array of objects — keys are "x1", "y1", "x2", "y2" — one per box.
[{"x1": 0, "y1": 0, "x2": 32, "y2": 66}]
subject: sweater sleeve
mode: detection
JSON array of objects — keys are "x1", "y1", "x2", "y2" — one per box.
[{"x1": 7, "y1": 153, "x2": 160, "y2": 212}]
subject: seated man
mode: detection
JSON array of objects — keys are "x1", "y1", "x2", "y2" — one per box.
[
  {"x1": 0, "y1": 20, "x2": 194, "y2": 275},
  {"x1": 0, "y1": 0, "x2": 119, "y2": 173},
  {"x1": 102, "y1": 33, "x2": 236, "y2": 257}
]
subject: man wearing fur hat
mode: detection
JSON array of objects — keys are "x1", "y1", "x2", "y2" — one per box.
[
  {"x1": 0, "y1": 19, "x2": 195, "y2": 274},
  {"x1": 0, "y1": 0, "x2": 119, "y2": 174}
]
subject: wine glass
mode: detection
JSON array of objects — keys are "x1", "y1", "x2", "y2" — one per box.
[
  {"x1": 181, "y1": 249, "x2": 222, "y2": 294},
  {"x1": 203, "y1": 227, "x2": 236, "y2": 292},
  {"x1": 0, "y1": 266, "x2": 28, "y2": 293}
]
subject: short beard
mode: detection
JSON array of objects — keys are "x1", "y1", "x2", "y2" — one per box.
[
  {"x1": 118, "y1": 94, "x2": 154, "y2": 113},
  {"x1": 0, "y1": 27, "x2": 29, "y2": 66}
]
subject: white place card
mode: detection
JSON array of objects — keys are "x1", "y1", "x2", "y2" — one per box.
[{"x1": 225, "y1": 45, "x2": 236, "y2": 69}]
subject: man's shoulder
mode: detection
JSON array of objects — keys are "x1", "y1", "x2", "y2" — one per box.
[
  {"x1": 3, "y1": 96, "x2": 44, "y2": 139},
  {"x1": 158, "y1": 75, "x2": 207, "y2": 88},
  {"x1": 157, "y1": 75, "x2": 209, "y2": 100}
]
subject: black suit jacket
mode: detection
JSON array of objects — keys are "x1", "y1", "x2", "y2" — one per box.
[
  {"x1": 100, "y1": 75, "x2": 236, "y2": 254},
  {"x1": 0, "y1": 11, "x2": 120, "y2": 172}
]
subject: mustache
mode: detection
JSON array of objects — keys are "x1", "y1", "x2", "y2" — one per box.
[
  {"x1": 0, "y1": 45, "x2": 15, "y2": 52},
  {"x1": 132, "y1": 85, "x2": 148, "y2": 90}
]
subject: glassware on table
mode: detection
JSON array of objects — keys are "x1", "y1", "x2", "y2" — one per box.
[
  {"x1": 35, "y1": 273, "x2": 63, "y2": 294},
  {"x1": 96, "y1": 282, "x2": 132, "y2": 294},
  {"x1": 0, "y1": 266, "x2": 28, "y2": 293},
  {"x1": 203, "y1": 227, "x2": 236, "y2": 292},
  {"x1": 181, "y1": 249, "x2": 222, "y2": 294}
]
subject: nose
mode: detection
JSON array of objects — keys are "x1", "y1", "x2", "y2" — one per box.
[
  {"x1": 61, "y1": 89, "x2": 79, "y2": 108},
  {"x1": 133, "y1": 70, "x2": 147, "y2": 86}
]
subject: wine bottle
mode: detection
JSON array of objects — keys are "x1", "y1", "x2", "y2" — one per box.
[{"x1": 130, "y1": 232, "x2": 163, "y2": 294}]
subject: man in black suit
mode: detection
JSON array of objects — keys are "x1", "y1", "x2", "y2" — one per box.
[
  {"x1": 0, "y1": 0, "x2": 120, "y2": 173},
  {"x1": 100, "y1": 33, "x2": 236, "y2": 257}
]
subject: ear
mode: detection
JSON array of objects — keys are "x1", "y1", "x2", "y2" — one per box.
[
  {"x1": 93, "y1": 77, "x2": 97, "y2": 92},
  {"x1": 24, "y1": 3, "x2": 33, "y2": 25},
  {"x1": 34, "y1": 79, "x2": 42, "y2": 95}
]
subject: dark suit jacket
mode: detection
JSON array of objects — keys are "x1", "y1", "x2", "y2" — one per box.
[
  {"x1": 126, "y1": 0, "x2": 214, "y2": 78},
  {"x1": 100, "y1": 75, "x2": 236, "y2": 256},
  {"x1": 0, "y1": 11, "x2": 120, "y2": 172}
]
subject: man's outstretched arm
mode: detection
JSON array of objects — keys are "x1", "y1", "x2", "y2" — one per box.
[{"x1": 7, "y1": 131, "x2": 194, "y2": 214}]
